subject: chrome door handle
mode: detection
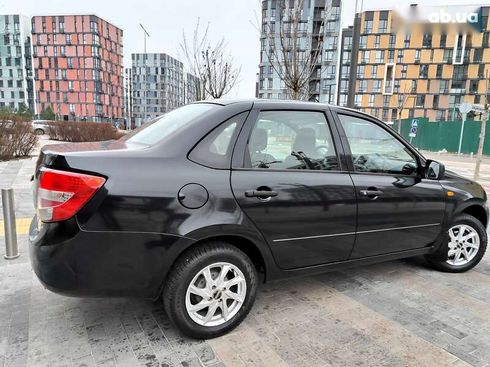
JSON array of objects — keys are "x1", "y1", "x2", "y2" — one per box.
[
  {"x1": 245, "y1": 190, "x2": 278, "y2": 198},
  {"x1": 360, "y1": 189, "x2": 383, "y2": 198}
]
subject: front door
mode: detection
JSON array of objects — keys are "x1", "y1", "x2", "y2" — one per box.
[
  {"x1": 334, "y1": 111, "x2": 446, "y2": 258},
  {"x1": 231, "y1": 109, "x2": 357, "y2": 269}
]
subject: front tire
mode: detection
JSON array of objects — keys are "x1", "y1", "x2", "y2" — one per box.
[
  {"x1": 163, "y1": 242, "x2": 257, "y2": 339},
  {"x1": 426, "y1": 214, "x2": 487, "y2": 273}
]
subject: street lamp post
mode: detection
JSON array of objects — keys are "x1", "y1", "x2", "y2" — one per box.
[{"x1": 458, "y1": 103, "x2": 472, "y2": 155}]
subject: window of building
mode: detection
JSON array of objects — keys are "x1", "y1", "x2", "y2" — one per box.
[
  {"x1": 433, "y1": 95, "x2": 439, "y2": 109},
  {"x1": 383, "y1": 64, "x2": 394, "y2": 94},
  {"x1": 470, "y1": 80, "x2": 479, "y2": 94},
  {"x1": 436, "y1": 110, "x2": 446, "y2": 121},
  {"x1": 359, "y1": 80, "x2": 368, "y2": 92},
  {"x1": 357, "y1": 65, "x2": 365, "y2": 78},
  {"x1": 375, "y1": 50, "x2": 384, "y2": 63},
  {"x1": 324, "y1": 50, "x2": 335, "y2": 62},
  {"x1": 371, "y1": 65, "x2": 378, "y2": 78},
  {"x1": 483, "y1": 32, "x2": 489, "y2": 48},
  {"x1": 364, "y1": 19, "x2": 373, "y2": 33},
  {"x1": 387, "y1": 50, "x2": 395, "y2": 62},
  {"x1": 436, "y1": 64, "x2": 443, "y2": 78},
  {"x1": 378, "y1": 20, "x2": 388, "y2": 33},
  {"x1": 443, "y1": 49, "x2": 453, "y2": 63},
  {"x1": 473, "y1": 48, "x2": 483, "y2": 63},
  {"x1": 374, "y1": 35, "x2": 380, "y2": 48},
  {"x1": 419, "y1": 65, "x2": 429, "y2": 79},
  {"x1": 401, "y1": 65, "x2": 407, "y2": 78},
  {"x1": 361, "y1": 50, "x2": 370, "y2": 63},
  {"x1": 440, "y1": 80, "x2": 450, "y2": 93},
  {"x1": 411, "y1": 80, "x2": 417, "y2": 93},
  {"x1": 440, "y1": 34, "x2": 447, "y2": 48},
  {"x1": 404, "y1": 33, "x2": 411, "y2": 48},
  {"x1": 389, "y1": 34, "x2": 396, "y2": 48},
  {"x1": 354, "y1": 95, "x2": 362, "y2": 107},
  {"x1": 415, "y1": 49, "x2": 421, "y2": 62},
  {"x1": 415, "y1": 95, "x2": 425, "y2": 108},
  {"x1": 359, "y1": 35, "x2": 368, "y2": 49},
  {"x1": 422, "y1": 33, "x2": 432, "y2": 48},
  {"x1": 369, "y1": 94, "x2": 375, "y2": 107}
]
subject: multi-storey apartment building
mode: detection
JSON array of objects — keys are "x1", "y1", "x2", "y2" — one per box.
[
  {"x1": 337, "y1": 26, "x2": 353, "y2": 107},
  {"x1": 340, "y1": 5, "x2": 490, "y2": 122},
  {"x1": 257, "y1": 0, "x2": 342, "y2": 103},
  {"x1": 123, "y1": 67, "x2": 133, "y2": 128},
  {"x1": 0, "y1": 15, "x2": 35, "y2": 111},
  {"x1": 131, "y1": 53, "x2": 184, "y2": 126},
  {"x1": 184, "y1": 72, "x2": 200, "y2": 104},
  {"x1": 31, "y1": 15, "x2": 124, "y2": 122}
]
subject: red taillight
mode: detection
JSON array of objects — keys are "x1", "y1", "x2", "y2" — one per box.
[{"x1": 37, "y1": 168, "x2": 106, "y2": 222}]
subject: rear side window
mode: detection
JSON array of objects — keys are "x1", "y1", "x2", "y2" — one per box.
[
  {"x1": 188, "y1": 112, "x2": 248, "y2": 169},
  {"x1": 124, "y1": 104, "x2": 217, "y2": 146}
]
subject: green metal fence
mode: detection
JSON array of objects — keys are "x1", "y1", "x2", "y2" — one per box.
[{"x1": 393, "y1": 118, "x2": 490, "y2": 155}]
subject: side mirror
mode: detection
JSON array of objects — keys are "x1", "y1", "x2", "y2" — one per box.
[{"x1": 425, "y1": 159, "x2": 445, "y2": 180}]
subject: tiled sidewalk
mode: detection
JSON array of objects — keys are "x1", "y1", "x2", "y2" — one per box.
[{"x1": 0, "y1": 147, "x2": 489, "y2": 366}]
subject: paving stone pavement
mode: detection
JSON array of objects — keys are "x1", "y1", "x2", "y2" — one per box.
[{"x1": 0, "y1": 143, "x2": 489, "y2": 366}]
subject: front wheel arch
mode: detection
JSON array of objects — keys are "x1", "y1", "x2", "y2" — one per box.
[{"x1": 461, "y1": 204, "x2": 488, "y2": 228}]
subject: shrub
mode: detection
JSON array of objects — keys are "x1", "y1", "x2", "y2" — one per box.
[
  {"x1": 47, "y1": 121, "x2": 119, "y2": 142},
  {"x1": 0, "y1": 119, "x2": 38, "y2": 161}
]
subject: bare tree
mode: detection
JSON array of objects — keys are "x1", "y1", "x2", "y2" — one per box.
[
  {"x1": 180, "y1": 20, "x2": 241, "y2": 100},
  {"x1": 396, "y1": 85, "x2": 415, "y2": 134},
  {"x1": 474, "y1": 70, "x2": 490, "y2": 180},
  {"x1": 257, "y1": 0, "x2": 332, "y2": 100}
]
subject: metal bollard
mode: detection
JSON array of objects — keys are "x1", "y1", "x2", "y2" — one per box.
[{"x1": 2, "y1": 189, "x2": 20, "y2": 260}]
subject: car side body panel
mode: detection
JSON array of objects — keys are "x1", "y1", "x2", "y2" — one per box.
[{"x1": 28, "y1": 100, "x2": 488, "y2": 300}]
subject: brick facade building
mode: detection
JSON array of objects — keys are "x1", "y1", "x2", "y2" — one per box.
[{"x1": 31, "y1": 15, "x2": 123, "y2": 122}]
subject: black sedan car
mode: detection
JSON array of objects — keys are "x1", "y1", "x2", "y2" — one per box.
[{"x1": 30, "y1": 100, "x2": 488, "y2": 338}]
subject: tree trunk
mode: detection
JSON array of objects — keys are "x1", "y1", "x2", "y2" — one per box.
[{"x1": 474, "y1": 111, "x2": 487, "y2": 181}]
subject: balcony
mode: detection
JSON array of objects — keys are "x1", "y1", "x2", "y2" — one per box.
[{"x1": 450, "y1": 88, "x2": 466, "y2": 94}]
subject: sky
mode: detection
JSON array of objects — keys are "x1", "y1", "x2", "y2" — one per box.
[{"x1": 1, "y1": 0, "x2": 489, "y2": 98}]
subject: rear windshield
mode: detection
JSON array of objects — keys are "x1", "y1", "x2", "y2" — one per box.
[{"x1": 124, "y1": 104, "x2": 218, "y2": 146}]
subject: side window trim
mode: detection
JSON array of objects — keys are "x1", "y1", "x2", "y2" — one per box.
[
  {"x1": 334, "y1": 110, "x2": 422, "y2": 176},
  {"x1": 233, "y1": 108, "x2": 343, "y2": 173}
]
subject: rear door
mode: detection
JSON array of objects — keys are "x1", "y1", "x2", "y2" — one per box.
[
  {"x1": 332, "y1": 110, "x2": 446, "y2": 258},
  {"x1": 230, "y1": 107, "x2": 357, "y2": 269}
]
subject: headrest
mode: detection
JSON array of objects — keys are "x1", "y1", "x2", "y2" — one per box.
[
  {"x1": 250, "y1": 127, "x2": 268, "y2": 152},
  {"x1": 293, "y1": 128, "x2": 316, "y2": 152}
]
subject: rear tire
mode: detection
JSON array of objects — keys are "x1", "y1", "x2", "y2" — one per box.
[
  {"x1": 426, "y1": 214, "x2": 487, "y2": 273},
  {"x1": 163, "y1": 242, "x2": 257, "y2": 339},
  {"x1": 35, "y1": 128, "x2": 44, "y2": 135}
]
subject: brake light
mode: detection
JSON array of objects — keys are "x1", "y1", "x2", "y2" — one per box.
[{"x1": 37, "y1": 168, "x2": 106, "y2": 222}]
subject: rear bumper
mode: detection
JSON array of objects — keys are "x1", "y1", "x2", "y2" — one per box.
[{"x1": 29, "y1": 215, "x2": 192, "y2": 298}]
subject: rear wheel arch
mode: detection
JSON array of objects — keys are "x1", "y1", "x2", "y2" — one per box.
[
  {"x1": 177, "y1": 235, "x2": 267, "y2": 279},
  {"x1": 155, "y1": 233, "x2": 270, "y2": 299}
]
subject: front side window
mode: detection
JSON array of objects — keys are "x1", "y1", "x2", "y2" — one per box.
[
  {"x1": 247, "y1": 111, "x2": 338, "y2": 171},
  {"x1": 339, "y1": 114, "x2": 417, "y2": 176}
]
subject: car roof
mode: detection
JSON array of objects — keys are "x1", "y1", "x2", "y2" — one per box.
[
  {"x1": 192, "y1": 98, "x2": 380, "y2": 121},
  {"x1": 194, "y1": 98, "x2": 334, "y2": 110}
]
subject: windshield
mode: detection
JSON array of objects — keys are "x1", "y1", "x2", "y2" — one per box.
[{"x1": 124, "y1": 103, "x2": 218, "y2": 146}]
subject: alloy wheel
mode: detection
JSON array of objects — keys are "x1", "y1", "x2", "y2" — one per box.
[
  {"x1": 446, "y1": 224, "x2": 480, "y2": 266},
  {"x1": 185, "y1": 262, "x2": 247, "y2": 327}
]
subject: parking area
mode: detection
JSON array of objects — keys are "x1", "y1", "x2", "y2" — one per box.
[{"x1": 0, "y1": 147, "x2": 489, "y2": 367}]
